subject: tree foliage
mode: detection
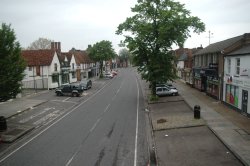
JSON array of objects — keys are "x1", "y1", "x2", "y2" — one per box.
[
  {"x1": 116, "y1": 0, "x2": 205, "y2": 95},
  {"x1": 0, "y1": 23, "x2": 26, "y2": 101},
  {"x1": 27, "y1": 37, "x2": 53, "y2": 50},
  {"x1": 87, "y1": 40, "x2": 116, "y2": 77}
]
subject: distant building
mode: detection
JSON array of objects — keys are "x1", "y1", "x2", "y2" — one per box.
[
  {"x1": 69, "y1": 49, "x2": 96, "y2": 81},
  {"x1": 174, "y1": 47, "x2": 202, "y2": 85},
  {"x1": 193, "y1": 34, "x2": 247, "y2": 100}
]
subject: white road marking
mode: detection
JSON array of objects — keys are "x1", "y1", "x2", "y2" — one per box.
[
  {"x1": 51, "y1": 100, "x2": 77, "y2": 104},
  {"x1": 63, "y1": 97, "x2": 71, "y2": 102},
  {"x1": 0, "y1": 80, "x2": 112, "y2": 164},
  {"x1": 134, "y1": 77, "x2": 139, "y2": 166},
  {"x1": 19, "y1": 108, "x2": 53, "y2": 123},
  {"x1": 90, "y1": 118, "x2": 101, "y2": 132},
  {"x1": 104, "y1": 104, "x2": 111, "y2": 113}
]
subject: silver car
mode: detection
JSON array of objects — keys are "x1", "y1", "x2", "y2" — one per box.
[{"x1": 156, "y1": 86, "x2": 178, "y2": 96}]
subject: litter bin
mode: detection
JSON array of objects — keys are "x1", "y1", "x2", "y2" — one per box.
[
  {"x1": 0, "y1": 116, "x2": 7, "y2": 131},
  {"x1": 194, "y1": 105, "x2": 200, "y2": 119}
]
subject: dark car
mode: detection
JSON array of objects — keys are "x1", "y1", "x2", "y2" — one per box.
[
  {"x1": 55, "y1": 84, "x2": 84, "y2": 97},
  {"x1": 80, "y1": 79, "x2": 92, "y2": 90}
]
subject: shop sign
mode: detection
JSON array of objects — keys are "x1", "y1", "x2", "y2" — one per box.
[
  {"x1": 240, "y1": 68, "x2": 250, "y2": 77},
  {"x1": 232, "y1": 79, "x2": 243, "y2": 86},
  {"x1": 209, "y1": 63, "x2": 218, "y2": 69},
  {"x1": 200, "y1": 70, "x2": 205, "y2": 74},
  {"x1": 226, "y1": 76, "x2": 244, "y2": 86}
]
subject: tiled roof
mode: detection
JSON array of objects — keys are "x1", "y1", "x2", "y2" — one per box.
[
  {"x1": 71, "y1": 50, "x2": 93, "y2": 65},
  {"x1": 194, "y1": 35, "x2": 244, "y2": 55},
  {"x1": 57, "y1": 52, "x2": 70, "y2": 67},
  {"x1": 21, "y1": 50, "x2": 56, "y2": 66}
]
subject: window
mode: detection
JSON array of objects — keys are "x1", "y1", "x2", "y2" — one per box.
[
  {"x1": 213, "y1": 54, "x2": 217, "y2": 63},
  {"x1": 72, "y1": 63, "x2": 75, "y2": 70},
  {"x1": 227, "y1": 59, "x2": 231, "y2": 74},
  {"x1": 52, "y1": 74, "x2": 58, "y2": 83},
  {"x1": 236, "y1": 58, "x2": 240, "y2": 75},
  {"x1": 54, "y1": 63, "x2": 58, "y2": 72},
  {"x1": 72, "y1": 72, "x2": 76, "y2": 78},
  {"x1": 36, "y1": 66, "x2": 40, "y2": 76},
  {"x1": 29, "y1": 67, "x2": 32, "y2": 71}
]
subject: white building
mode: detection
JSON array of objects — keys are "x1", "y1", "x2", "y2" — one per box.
[
  {"x1": 223, "y1": 34, "x2": 250, "y2": 117},
  {"x1": 22, "y1": 50, "x2": 61, "y2": 89}
]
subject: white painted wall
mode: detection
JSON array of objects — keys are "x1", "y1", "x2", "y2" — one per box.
[
  {"x1": 223, "y1": 54, "x2": 250, "y2": 115},
  {"x1": 69, "y1": 54, "x2": 77, "y2": 83}
]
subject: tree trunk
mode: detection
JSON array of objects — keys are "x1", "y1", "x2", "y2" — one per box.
[{"x1": 99, "y1": 61, "x2": 103, "y2": 78}]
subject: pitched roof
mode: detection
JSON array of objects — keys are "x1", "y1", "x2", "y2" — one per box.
[
  {"x1": 71, "y1": 50, "x2": 93, "y2": 65},
  {"x1": 227, "y1": 44, "x2": 250, "y2": 56},
  {"x1": 57, "y1": 52, "x2": 70, "y2": 67},
  {"x1": 194, "y1": 34, "x2": 244, "y2": 55},
  {"x1": 21, "y1": 50, "x2": 56, "y2": 66}
]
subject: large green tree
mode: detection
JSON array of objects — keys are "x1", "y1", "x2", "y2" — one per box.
[
  {"x1": 116, "y1": 0, "x2": 205, "y2": 96},
  {"x1": 0, "y1": 23, "x2": 26, "y2": 101},
  {"x1": 87, "y1": 40, "x2": 116, "y2": 78}
]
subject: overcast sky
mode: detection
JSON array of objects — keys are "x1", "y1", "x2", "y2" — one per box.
[{"x1": 1, "y1": 0, "x2": 250, "y2": 53}]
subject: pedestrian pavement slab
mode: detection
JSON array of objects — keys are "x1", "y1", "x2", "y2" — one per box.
[
  {"x1": 154, "y1": 126, "x2": 243, "y2": 166},
  {"x1": 175, "y1": 80, "x2": 250, "y2": 166},
  {"x1": 0, "y1": 99, "x2": 46, "y2": 119},
  {"x1": 0, "y1": 123, "x2": 34, "y2": 143},
  {"x1": 152, "y1": 114, "x2": 205, "y2": 131}
]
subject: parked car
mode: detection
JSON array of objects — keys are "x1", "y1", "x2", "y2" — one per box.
[
  {"x1": 156, "y1": 86, "x2": 178, "y2": 96},
  {"x1": 156, "y1": 83, "x2": 177, "y2": 90},
  {"x1": 80, "y1": 79, "x2": 92, "y2": 90},
  {"x1": 55, "y1": 84, "x2": 84, "y2": 97},
  {"x1": 104, "y1": 73, "x2": 113, "y2": 79},
  {"x1": 111, "y1": 70, "x2": 118, "y2": 76}
]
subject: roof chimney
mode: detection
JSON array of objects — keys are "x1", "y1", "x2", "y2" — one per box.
[{"x1": 51, "y1": 42, "x2": 61, "y2": 53}]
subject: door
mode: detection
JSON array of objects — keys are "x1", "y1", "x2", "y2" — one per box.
[{"x1": 242, "y1": 90, "x2": 248, "y2": 115}]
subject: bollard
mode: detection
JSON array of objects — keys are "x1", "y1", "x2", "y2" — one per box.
[
  {"x1": 0, "y1": 116, "x2": 7, "y2": 131},
  {"x1": 194, "y1": 105, "x2": 200, "y2": 119}
]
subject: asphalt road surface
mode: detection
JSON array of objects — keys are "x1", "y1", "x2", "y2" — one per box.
[{"x1": 0, "y1": 68, "x2": 149, "y2": 166}]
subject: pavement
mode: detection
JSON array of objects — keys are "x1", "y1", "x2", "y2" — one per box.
[
  {"x1": 142, "y1": 79, "x2": 250, "y2": 166},
  {"x1": 0, "y1": 91, "x2": 47, "y2": 143}
]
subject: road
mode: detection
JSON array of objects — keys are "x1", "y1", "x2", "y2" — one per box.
[{"x1": 0, "y1": 68, "x2": 149, "y2": 166}]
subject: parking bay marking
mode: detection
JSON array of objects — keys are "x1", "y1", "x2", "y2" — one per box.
[
  {"x1": 0, "y1": 78, "x2": 113, "y2": 164},
  {"x1": 19, "y1": 107, "x2": 55, "y2": 123}
]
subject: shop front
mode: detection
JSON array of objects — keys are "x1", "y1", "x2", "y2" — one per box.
[
  {"x1": 193, "y1": 68, "x2": 202, "y2": 90},
  {"x1": 205, "y1": 67, "x2": 219, "y2": 99},
  {"x1": 223, "y1": 76, "x2": 250, "y2": 117}
]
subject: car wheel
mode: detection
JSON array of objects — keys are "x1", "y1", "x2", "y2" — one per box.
[
  {"x1": 56, "y1": 92, "x2": 62, "y2": 96},
  {"x1": 72, "y1": 93, "x2": 77, "y2": 97}
]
